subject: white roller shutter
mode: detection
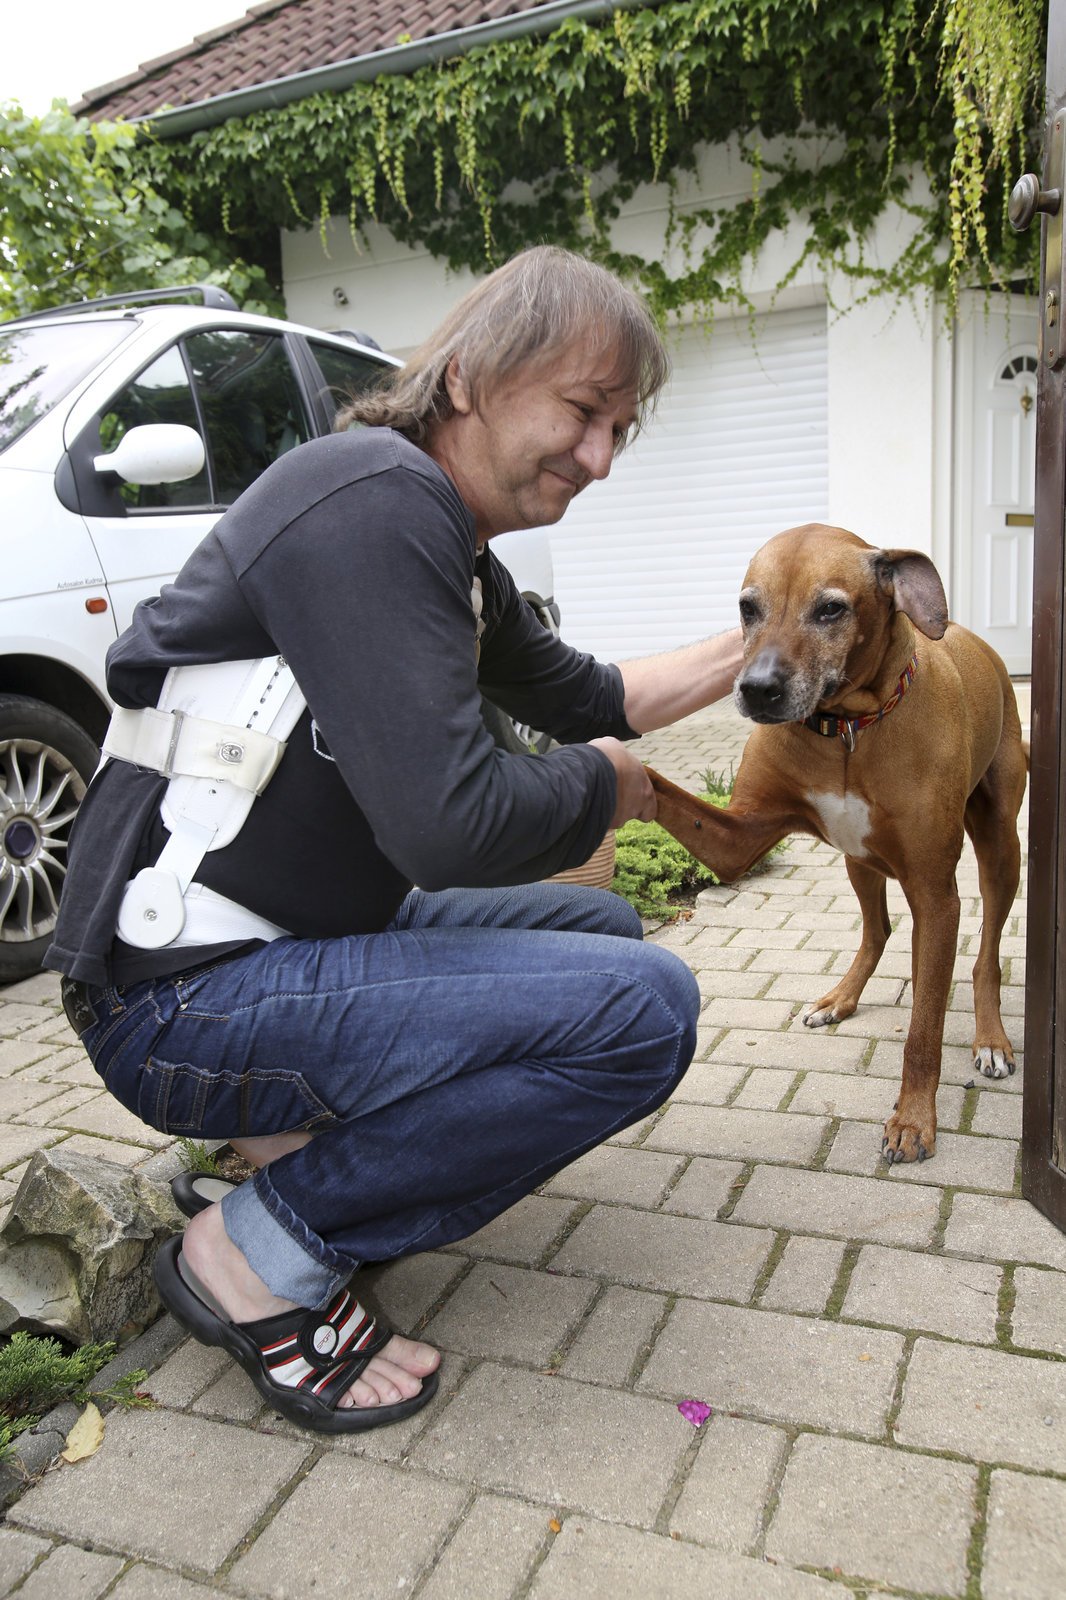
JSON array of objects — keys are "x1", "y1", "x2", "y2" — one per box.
[{"x1": 549, "y1": 305, "x2": 829, "y2": 660}]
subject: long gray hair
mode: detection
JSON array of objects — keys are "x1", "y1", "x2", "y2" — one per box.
[{"x1": 336, "y1": 246, "x2": 669, "y2": 448}]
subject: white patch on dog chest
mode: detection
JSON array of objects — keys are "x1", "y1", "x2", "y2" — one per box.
[{"x1": 807, "y1": 791, "x2": 873, "y2": 858}]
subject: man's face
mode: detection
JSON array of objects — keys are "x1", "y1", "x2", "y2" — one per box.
[{"x1": 429, "y1": 343, "x2": 640, "y2": 540}]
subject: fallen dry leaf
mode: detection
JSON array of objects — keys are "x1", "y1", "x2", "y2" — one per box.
[{"x1": 60, "y1": 1402, "x2": 105, "y2": 1464}]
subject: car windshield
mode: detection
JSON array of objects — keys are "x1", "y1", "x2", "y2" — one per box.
[{"x1": 0, "y1": 319, "x2": 134, "y2": 454}]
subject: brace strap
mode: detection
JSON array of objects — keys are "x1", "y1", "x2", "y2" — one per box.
[{"x1": 102, "y1": 706, "x2": 285, "y2": 794}]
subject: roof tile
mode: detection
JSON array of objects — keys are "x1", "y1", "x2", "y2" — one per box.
[{"x1": 74, "y1": 0, "x2": 563, "y2": 122}]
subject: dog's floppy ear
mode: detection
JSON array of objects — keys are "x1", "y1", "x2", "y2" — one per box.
[{"x1": 872, "y1": 550, "x2": 948, "y2": 639}]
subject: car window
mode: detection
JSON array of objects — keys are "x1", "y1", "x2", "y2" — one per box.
[
  {"x1": 0, "y1": 320, "x2": 133, "y2": 454},
  {"x1": 98, "y1": 344, "x2": 211, "y2": 509},
  {"x1": 307, "y1": 340, "x2": 392, "y2": 426},
  {"x1": 185, "y1": 330, "x2": 312, "y2": 503}
]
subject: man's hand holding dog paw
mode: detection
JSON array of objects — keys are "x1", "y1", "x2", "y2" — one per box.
[{"x1": 589, "y1": 738, "x2": 657, "y2": 827}]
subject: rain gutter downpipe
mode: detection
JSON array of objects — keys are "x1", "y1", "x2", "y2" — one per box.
[{"x1": 145, "y1": 0, "x2": 648, "y2": 139}]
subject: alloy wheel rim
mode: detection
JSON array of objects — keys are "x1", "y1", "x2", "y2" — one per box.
[{"x1": 0, "y1": 739, "x2": 86, "y2": 945}]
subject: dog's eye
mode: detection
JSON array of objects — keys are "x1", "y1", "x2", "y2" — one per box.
[
  {"x1": 739, "y1": 598, "x2": 759, "y2": 626},
  {"x1": 814, "y1": 600, "x2": 848, "y2": 624}
]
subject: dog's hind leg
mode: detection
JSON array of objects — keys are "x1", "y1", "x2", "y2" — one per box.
[
  {"x1": 805, "y1": 857, "x2": 891, "y2": 1027},
  {"x1": 964, "y1": 749, "x2": 1026, "y2": 1079}
]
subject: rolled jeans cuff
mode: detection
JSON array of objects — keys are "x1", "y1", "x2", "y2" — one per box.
[{"x1": 220, "y1": 1174, "x2": 346, "y2": 1310}]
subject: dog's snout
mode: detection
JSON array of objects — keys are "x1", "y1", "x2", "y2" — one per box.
[{"x1": 736, "y1": 654, "x2": 790, "y2": 721}]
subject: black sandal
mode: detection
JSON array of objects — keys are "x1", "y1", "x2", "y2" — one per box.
[
  {"x1": 170, "y1": 1172, "x2": 238, "y2": 1219},
  {"x1": 152, "y1": 1235, "x2": 439, "y2": 1433}
]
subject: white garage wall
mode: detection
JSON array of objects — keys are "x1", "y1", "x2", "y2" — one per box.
[{"x1": 543, "y1": 305, "x2": 829, "y2": 659}]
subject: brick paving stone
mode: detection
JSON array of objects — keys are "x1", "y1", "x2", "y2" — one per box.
[
  {"x1": 669, "y1": 1412, "x2": 788, "y2": 1551},
  {"x1": 110, "y1": 1570, "x2": 221, "y2": 1600},
  {"x1": 56, "y1": 1133, "x2": 151, "y2": 1169},
  {"x1": 791, "y1": 1071, "x2": 964, "y2": 1130},
  {"x1": 647, "y1": 1104, "x2": 829, "y2": 1165},
  {"x1": 725, "y1": 927, "x2": 809, "y2": 950},
  {"x1": 0, "y1": 974, "x2": 60, "y2": 1004},
  {"x1": 764, "y1": 974, "x2": 904, "y2": 1007},
  {"x1": 0, "y1": 1528, "x2": 49, "y2": 1595},
  {"x1": 47, "y1": 1095, "x2": 169, "y2": 1147},
  {"x1": 869, "y1": 1037, "x2": 1021, "y2": 1089},
  {"x1": 661, "y1": 1156, "x2": 745, "y2": 1219},
  {"x1": 606, "y1": 1113, "x2": 659, "y2": 1147},
  {"x1": 983, "y1": 1470, "x2": 1066, "y2": 1600},
  {"x1": 670, "y1": 1061, "x2": 748, "y2": 1102},
  {"x1": 190, "y1": 1358, "x2": 265, "y2": 1422},
  {"x1": 550, "y1": 1206, "x2": 773, "y2": 1301},
  {"x1": 228, "y1": 1456, "x2": 467, "y2": 1599},
  {"x1": 289, "y1": 1356, "x2": 466, "y2": 1467},
  {"x1": 760, "y1": 1235, "x2": 846, "y2": 1315},
  {"x1": 747, "y1": 948, "x2": 835, "y2": 975},
  {"x1": 885, "y1": 1130, "x2": 1018, "y2": 1192},
  {"x1": 971, "y1": 1092, "x2": 1024, "y2": 1138},
  {"x1": 8, "y1": 1410, "x2": 310, "y2": 1571},
  {"x1": 560, "y1": 1286, "x2": 667, "y2": 1385},
  {"x1": 710, "y1": 1028, "x2": 868, "y2": 1073},
  {"x1": 364, "y1": 1250, "x2": 467, "y2": 1331},
  {"x1": 17, "y1": 1086, "x2": 104, "y2": 1125},
  {"x1": 15, "y1": 1544, "x2": 124, "y2": 1600},
  {"x1": 732, "y1": 1067, "x2": 797, "y2": 1110},
  {"x1": 690, "y1": 970, "x2": 771, "y2": 1000},
  {"x1": 0, "y1": 1126, "x2": 60, "y2": 1174},
  {"x1": 530, "y1": 1514, "x2": 843, "y2": 1598},
  {"x1": 841, "y1": 1243, "x2": 1001, "y2": 1342},
  {"x1": 542, "y1": 1145, "x2": 683, "y2": 1208},
  {"x1": 765, "y1": 1433, "x2": 977, "y2": 1597},
  {"x1": 699, "y1": 998, "x2": 797, "y2": 1032},
  {"x1": 1011, "y1": 1265, "x2": 1066, "y2": 1355},
  {"x1": 731, "y1": 1166, "x2": 941, "y2": 1247},
  {"x1": 895, "y1": 1338, "x2": 1066, "y2": 1471},
  {"x1": 145, "y1": 1336, "x2": 231, "y2": 1408},
  {"x1": 0, "y1": 1040, "x2": 51, "y2": 1076},
  {"x1": 412, "y1": 1364, "x2": 689, "y2": 1525},
  {"x1": 0, "y1": 1079, "x2": 66, "y2": 1119},
  {"x1": 638, "y1": 1300, "x2": 903, "y2": 1436},
  {"x1": 944, "y1": 1194, "x2": 1066, "y2": 1269},
  {"x1": 443, "y1": 1194, "x2": 577, "y2": 1266},
  {"x1": 418, "y1": 1493, "x2": 550, "y2": 1600},
  {"x1": 422, "y1": 1261, "x2": 596, "y2": 1364},
  {"x1": 684, "y1": 944, "x2": 762, "y2": 974},
  {"x1": 0, "y1": 1006, "x2": 54, "y2": 1036}
]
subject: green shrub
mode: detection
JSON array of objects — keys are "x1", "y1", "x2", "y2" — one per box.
[
  {"x1": 611, "y1": 766, "x2": 785, "y2": 920},
  {"x1": 174, "y1": 1137, "x2": 222, "y2": 1177},
  {"x1": 0, "y1": 1331, "x2": 150, "y2": 1462}
]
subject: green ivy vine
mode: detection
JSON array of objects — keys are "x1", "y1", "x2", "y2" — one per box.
[{"x1": 77, "y1": 0, "x2": 1062, "y2": 318}]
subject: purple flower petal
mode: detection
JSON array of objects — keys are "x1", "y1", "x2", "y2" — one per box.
[{"x1": 677, "y1": 1399, "x2": 712, "y2": 1427}]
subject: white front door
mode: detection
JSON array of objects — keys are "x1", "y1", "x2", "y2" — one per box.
[{"x1": 955, "y1": 297, "x2": 1038, "y2": 674}]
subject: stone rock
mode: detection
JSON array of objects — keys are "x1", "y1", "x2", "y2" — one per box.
[{"x1": 0, "y1": 1146, "x2": 181, "y2": 1345}]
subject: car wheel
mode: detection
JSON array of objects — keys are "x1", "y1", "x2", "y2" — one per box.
[
  {"x1": 0, "y1": 696, "x2": 98, "y2": 985},
  {"x1": 480, "y1": 698, "x2": 557, "y2": 757}
]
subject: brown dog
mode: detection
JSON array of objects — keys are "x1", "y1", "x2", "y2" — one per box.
[{"x1": 647, "y1": 523, "x2": 1028, "y2": 1163}]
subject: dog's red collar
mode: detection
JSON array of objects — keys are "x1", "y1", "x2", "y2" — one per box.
[{"x1": 803, "y1": 654, "x2": 918, "y2": 752}]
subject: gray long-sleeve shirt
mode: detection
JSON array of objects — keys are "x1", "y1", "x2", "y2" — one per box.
[{"x1": 47, "y1": 428, "x2": 633, "y2": 986}]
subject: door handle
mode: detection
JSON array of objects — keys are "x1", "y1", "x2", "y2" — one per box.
[{"x1": 1011, "y1": 109, "x2": 1066, "y2": 366}]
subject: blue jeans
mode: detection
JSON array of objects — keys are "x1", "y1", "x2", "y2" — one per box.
[{"x1": 76, "y1": 884, "x2": 699, "y2": 1309}]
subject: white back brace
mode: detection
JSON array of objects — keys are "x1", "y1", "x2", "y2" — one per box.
[{"x1": 101, "y1": 656, "x2": 306, "y2": 949}]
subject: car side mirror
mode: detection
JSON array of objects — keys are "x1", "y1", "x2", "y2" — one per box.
[{"x1": 93, "y1": 424, "x2": 205, "y2": 485}]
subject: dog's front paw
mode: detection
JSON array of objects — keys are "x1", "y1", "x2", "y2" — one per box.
[
  {"x1": 974, "y1": 1046, "x2": 1016, "y2": 1080},
  {"x1": 803, "y1": 988, "x2": 859, "y2": 1029},
  {"x1": 881, "y1": 1105, "x2": 936, "y2": 1164}
]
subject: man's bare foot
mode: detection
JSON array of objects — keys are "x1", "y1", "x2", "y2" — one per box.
[{"x1": 182, "y1": 1206, "x2": 439, "y2": 1410}]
